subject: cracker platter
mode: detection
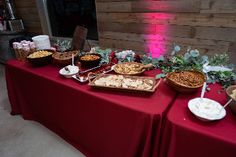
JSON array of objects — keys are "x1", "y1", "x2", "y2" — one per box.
[{"x1": 88, "y1": 74, "x2": 161, "y2": 93}]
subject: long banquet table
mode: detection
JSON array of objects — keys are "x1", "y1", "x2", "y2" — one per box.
[
  {"x1": 6, "y1": 59, "x2": 176, "y2": 157},
  {"x1": 160, "y1": 84, "x2": 236, "y2": 157}
]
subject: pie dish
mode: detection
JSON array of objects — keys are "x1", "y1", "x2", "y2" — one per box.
[
  {"x1": 113, "y1": 62, "x2": 153, "y2": 75},
  {"x1": 188, "y1": 97, "x2": 226, "y2": 121}
]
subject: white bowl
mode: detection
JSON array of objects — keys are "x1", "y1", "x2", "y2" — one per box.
[
  {"x1": 188, "y1": 97, "x2": 226, "y2": 121},
  {"x1": 59, "y1": 65, "x2": 79, "y2": 78}
]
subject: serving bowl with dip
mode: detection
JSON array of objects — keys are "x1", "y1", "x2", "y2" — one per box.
[
  {"x1": 188, "y1": 97, "x2": 226, "y2": 121},
  {"x1": 59, "y1": 65, "x2": 79, "y2": 78}
]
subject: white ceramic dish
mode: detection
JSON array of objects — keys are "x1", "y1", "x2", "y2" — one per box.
[
  {"x1": 59, "y1": 65, "x2": 79, "y2": 78},
  {"x1": 188, "y1": 97, "x2": 226, "y2": 121}
]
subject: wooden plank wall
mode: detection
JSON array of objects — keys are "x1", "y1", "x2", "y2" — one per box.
[
  {"x1": 14, "y1": 0, "x2": 42, "y2": 34},
  {"x1": 95, "y1": 0, "x2": 236, "y2": 59}
]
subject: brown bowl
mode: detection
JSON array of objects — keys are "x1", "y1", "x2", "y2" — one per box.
[
  {"x1": 226, "y1": 85, "x2": 236, "y2": 115},
  {"x1": 166, "y1": 70, "x2": 206, "y2": 94},
  {"x1": 27, "y1": 50, "x2": 54, "y2": 66},
  {"x1": 79, "y1": 53, "x2": 101, "y2": 68},
  {"x1": 52, "y1": 50, "x2": 79, "y2": 66}
]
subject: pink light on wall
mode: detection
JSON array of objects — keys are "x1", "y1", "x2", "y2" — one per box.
[{"x1": 141, "y1": 13, "x2": 175, "y2": 58}]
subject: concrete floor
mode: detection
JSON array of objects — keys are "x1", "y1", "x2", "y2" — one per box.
[{"x1": 0, "y1": 64, "x2": 85, "y2": 157}]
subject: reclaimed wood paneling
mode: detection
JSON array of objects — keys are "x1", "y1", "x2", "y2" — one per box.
[
  {"x1": 99, "y1": 31, "x2": 230, "y2": 55},
  {"x1": 201, "y1": 0, "x2": 236, "y2": 13},
  {"x1": 14, "y1": 0, "x2": 42, "y2": 34},
  {"x1": 96, "y1": 0, "x2": 201, "y2": 13},
  {"x1": 97, "y1": 13, "x2": 236, "y2": 28},
  {"x1": 96, "y1": 0, "x2": 236, "y2": 58}
]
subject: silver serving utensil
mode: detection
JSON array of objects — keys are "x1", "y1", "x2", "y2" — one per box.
[
  {"x1": 79, "y1": 65, "x2": 101, "y2": 74},
  {"x1": 223, "y1": 98, "x2": 233, "y2": 108},
  {"x1": 218, "y1": 98, "x2": 233, "y2": 114},
  {"x1": 72, "y1": 75, "x2": 88, "y2": 83},
  {"x1": 103, "y1": 65, "x2": 115, "y2": 74}
]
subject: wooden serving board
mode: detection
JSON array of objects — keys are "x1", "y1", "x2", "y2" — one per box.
[{"x1": 88, "y1": 74, "x2": 161, "y2": 93}]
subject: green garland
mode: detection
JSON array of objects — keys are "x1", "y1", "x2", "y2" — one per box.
[
  {"x1": 92, "y1": 46, "x2": 236, "y2": 88},
  {"x1": 141, "y1": 46, "x2": 236, "y2": 88}
]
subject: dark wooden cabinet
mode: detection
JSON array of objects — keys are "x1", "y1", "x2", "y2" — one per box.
[{"x1": 0, "y1": 30, "x2": 24, "y2": 63}]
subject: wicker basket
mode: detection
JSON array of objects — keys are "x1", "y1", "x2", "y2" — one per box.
[
  {"x1": 52, "y1": 50, "x2": 79, "y2": 66},
  {"x1": 14, "y1": 48, "x2": 36, "y2": 61},
  {"x1": 166, "y1": 70, "x2": 206, "y2": 94},
  {"x1": 226, "y1": 85, "x2": 236, "y2": 115}
]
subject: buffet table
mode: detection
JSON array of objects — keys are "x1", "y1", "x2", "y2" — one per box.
[
  {"x1": 160, "y1": 84, "x2": 236, "y2": 157},
  {"x1": 6, "y1": 59, "x2": 176, "y2": 157}
]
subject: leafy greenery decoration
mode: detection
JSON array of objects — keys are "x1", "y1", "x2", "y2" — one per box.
[
  {"x1": 140, "y1": 45, "x2": 236, "y2": 88},
  {"x1": 94, "y1": 47, "x2": 112, "y2": 64},
  {"x1": 55, "y1": 39, "x2": 72, "y2": 52}
]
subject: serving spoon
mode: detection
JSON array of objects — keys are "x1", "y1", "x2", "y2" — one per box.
[
  {"x1": 72, "y1": 75, "x2": 88, "y2": 83},
  {"x1": 223, "y1": 98, "x2": 233, "y2": 108},
  {"x1": 72, "y1": 54, "x2": 74, "y2": 66},
  {"x1": 200, "y1": 82, "x2": 207, "y2": 101},
  {"x1": 218, "y1": 98, "x2": 233, "y2": 114}
]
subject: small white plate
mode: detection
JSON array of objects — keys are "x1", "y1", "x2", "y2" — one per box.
[
  {"x1": 188, "y1": 98, "x2": 226, "y2": 121},
  {"x1": 59, "y1": 65, "x2": 79, "y2": 78}
]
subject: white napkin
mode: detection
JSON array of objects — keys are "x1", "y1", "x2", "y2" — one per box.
[{"x1": 203, "y1": 62, "x2": 233, "y2": 73}]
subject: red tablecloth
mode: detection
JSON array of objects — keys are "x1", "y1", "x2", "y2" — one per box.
[
  {"x1": 160, "y1": 84, "x2": 236, "y2": 157},
  {"x1": 6, "y1": 60, "x2": 176, "y2": 157}
]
